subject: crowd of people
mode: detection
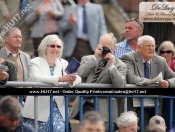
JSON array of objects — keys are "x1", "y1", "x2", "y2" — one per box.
[{"x1": 0, "y1": 0, "x2": 175, "y2": 132}]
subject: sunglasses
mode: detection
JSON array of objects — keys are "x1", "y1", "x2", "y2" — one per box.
[
  {"x1": 127, "y1": 18, "x2": 143, "y2": 28},
  {"x1": 48, "y1": 45, "x2": 61, "y2": 49},
  {"x1": 160, "y1": 50, "x2": 172, "y2": 54}
]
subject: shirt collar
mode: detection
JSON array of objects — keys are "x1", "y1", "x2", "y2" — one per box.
[
  {"x1": 123, "y1": 39, "x2": 133, "y2": 50},
  {"x1": 78, "y1": 1, "x2": 90, "y2": 8},
  {"x1": 141, "y1": 57, "x2": 151, "y2": 65},
  {"x1": 5, "y1": 46, "x2": 20, "y2": 56}
]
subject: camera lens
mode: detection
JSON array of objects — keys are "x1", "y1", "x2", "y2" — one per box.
[{"x1": 102, "y1": 46, "x2": 110, "y2": 55}]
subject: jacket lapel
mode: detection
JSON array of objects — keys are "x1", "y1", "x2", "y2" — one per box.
[
  {"x1": 54, "y1": 59, "x2": 64, "y2": 76},
  {"x1": 135, "y1": 52, "x2": 144, "y2": 78},
  {"x1": 0, "y1": 47, "x2": 8, "y2": 60},
  {"x1": 150, "y1": 57, "x2": 158, "y2": 79},
  {"x1": 39, "y1": 57, "x2": 51, "y2": 76}
]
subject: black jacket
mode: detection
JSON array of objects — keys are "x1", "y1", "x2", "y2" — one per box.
[{"x1": 0, "y1": 119, "x2": 35, "y2": 132}]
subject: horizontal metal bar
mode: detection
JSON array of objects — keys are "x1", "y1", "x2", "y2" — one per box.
[{"x1": 4, "y1": 81, "x2": 161, "y2": 88}]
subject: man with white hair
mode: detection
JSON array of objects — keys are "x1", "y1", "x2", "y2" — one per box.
[
  {"x1": 116, "y1": 111, "x2": 139, "y2": 132},
  {"x1": 121, "y1": 35, "x2": 175, "y2": 127}
]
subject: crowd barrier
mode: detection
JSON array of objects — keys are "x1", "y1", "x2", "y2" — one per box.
[{"x1": 2, "y1": 82, "x2": 175, "y2": 132}]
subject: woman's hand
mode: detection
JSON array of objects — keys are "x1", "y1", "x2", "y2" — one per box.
[
  {"x1": 58, "y1": 74, "x2": 77, "y2": 83},
  {"x1": 0, "y1": 71, "x2": 7, "y2": 81}
]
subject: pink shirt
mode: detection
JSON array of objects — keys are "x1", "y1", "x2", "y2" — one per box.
[
  {"x1": 170, "y1": 59, "x2": 175, "y2": 72},
  {"x1": 43, "y1": 2, "x2": 58, "y2": 34}
]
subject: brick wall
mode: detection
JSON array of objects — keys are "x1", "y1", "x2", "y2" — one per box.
[{"x1": 117, "y1": 0, "x2": 155, "y2": 13}]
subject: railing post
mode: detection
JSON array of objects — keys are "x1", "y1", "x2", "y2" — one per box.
[
  {"x1": 50, "y1": 96, "x2": 53, "y2": 132},
  {"x1": 94, "y1": 97, "x2": 98, "y2": 111},
  {"x1": 169, "y1": 97, "x2": 173, "y2": 130},
  {"x1": 155, "y1": 97, "x2": 158, "y2": 115},
  {"x1": 65, "y1": 96, "x2": 69, "y2": 132},
  {"x1": 109, "y1": 97, "x2": 113, "y2": 132},
  {"x1": 79, "y1": 96, "x2": 83, "y2": 123},
  {"x1": 19, "y1": 96, "x2": 23, "y2": 106},
  {"x1": 140, "y1": 97, "x2": 144, "y2": 132},
  {"x1": 124, "y1": 97, "x2": 127, "y2": 112},
  {"x1": 34, "y1": 96, "x2": 38, "y2": 132}
]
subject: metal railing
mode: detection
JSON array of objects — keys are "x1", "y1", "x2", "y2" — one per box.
[{"x1": 2, "y1": 82, "x2": 174, "y2": 132}]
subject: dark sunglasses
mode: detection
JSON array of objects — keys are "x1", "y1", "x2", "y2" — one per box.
[
  {"x1": 48, "y1": 45, "x2": 61, "y2": 48},
  {"x1": 127, "y1": 18, "x2": 143, "y2": 28},
  {"x1": 160, "y1": 50, "x2": 172, "y2": 54}
]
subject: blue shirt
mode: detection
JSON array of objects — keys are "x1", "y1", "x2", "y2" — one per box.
[{"x1": 114, "y1": 39, "x2": 133, "y2": 59}]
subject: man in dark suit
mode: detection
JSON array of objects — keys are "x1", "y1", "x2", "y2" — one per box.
[
  {"x1": 70, "y1": 33, "x2": 127, "y2": 132},
  {"x1": 120, "y1": 35, "x2": 175, "y2": 129}
]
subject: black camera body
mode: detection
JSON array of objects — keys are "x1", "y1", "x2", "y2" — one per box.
[{"x1": 102, "y1": 46, "x2": 110, "y2": 55}]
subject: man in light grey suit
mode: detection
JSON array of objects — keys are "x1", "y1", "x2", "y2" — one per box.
[
  {"x1": 59, "y1": 0, "x2": 107, "y2": 62},
  {"x1": 70, "y1": 33, "x2": 127, "y2": 132},
  {"x1": 0, "y1": 27, "x2": 30, "y2": 82},
  {"x1": 120, "y1": 35, "x2": 175, "y2": 130}
]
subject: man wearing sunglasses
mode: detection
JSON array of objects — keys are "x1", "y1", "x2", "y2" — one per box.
[
  {"x1": 120, "y1": 35, "x2": 175, "y2": 130},
  {"x1": 114, "y1": 18, "x2": 144, "y2": 59}
]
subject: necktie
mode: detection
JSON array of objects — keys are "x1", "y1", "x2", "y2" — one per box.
[
  {"x1": 144, "y1": 62, "x2": 150, "y2": 79},
  {"x1": 92, "y1": 60, "x2": 107, "y2": 83},
  {"x1": 82, "y1": 6, "x2": 88, "y2": 34},
  {"x1": 21, "y1": 0, "x2": 28, "y2": 11}
]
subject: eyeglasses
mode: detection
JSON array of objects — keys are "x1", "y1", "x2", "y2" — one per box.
[
  {"x1": 141, "y1": 44, "x2": 157, "y2": 48},
  {"x1": 160, "y1": 50, "x2": 172, "y2": 54},
  {"x1": 127, "y1": 18, "x2": 143, "y2": 28},
  {"x1": 48, "y1": 45, "x2": 61, "y2": 49}
]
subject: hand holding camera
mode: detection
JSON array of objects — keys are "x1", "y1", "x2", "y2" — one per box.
[{"x1": 94, "y1": 45, "x2": 114, "y2": 66}]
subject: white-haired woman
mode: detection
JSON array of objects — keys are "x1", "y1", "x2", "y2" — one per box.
[
  {"x1": 158, "y1": 41, "x2": 175, "y2": 131},
  {"x1": 22, "y1": 35, "x2": 81, "y2": 132},
  {"x1": 158, "y1": 41, "x2": 175, "y2": 72},
  {"x1": 116, "y1": 111, "x2": 139, "y2": 132}
]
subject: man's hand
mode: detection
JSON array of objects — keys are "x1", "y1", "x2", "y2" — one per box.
[
  {"x1": 103, "y1": 53, "x2": 115, "y2": 66},
  {"x1": 94, "y1": 44, "x2": 103, "y2": 59},
  {"x1": 68, "y1": 14, "x2": 76, "y2": 25},
  {"x1": 3, "y1": 14, "x2": 11, "y2": 21},
  {"x1": 159, "y1": 80, "x2": 170, "y2": 88},
  {"x1": 0, "y1": 71, "x2": 7, "y2": 81},
  {"x1": 47, "y1": 11, "x2": 55, "y2": 18}
]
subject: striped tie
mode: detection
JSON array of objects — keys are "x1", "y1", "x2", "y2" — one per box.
[{"x1": 92, "y1": 60, "x2": 107, "y2": 83}]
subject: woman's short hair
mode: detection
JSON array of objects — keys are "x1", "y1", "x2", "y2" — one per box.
[
  {"x1": 116, "y1": 111, "x2": 139, "y2": 128},
  {"x1": 138, "y1": 35, "x2": 155, "y2": 45},
  {"x1": 158, "y1": 41, "x2": 175, "y2": 57},
  {"x1": 38, "y1": 34, "x2": 63, "y2": 58}
]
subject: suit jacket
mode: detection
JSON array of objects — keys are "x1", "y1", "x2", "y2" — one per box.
[
  {"x1": 59, "y1": 2, "x2": 107, "y2": 57},
  {"x1": 69, "y1": 55, "x2": 127, "y2": 122},
  {"x1": 120, "y1": 51, "x2": 175, "y2": 114},
  {"x1": 0, "y1": 47, "x2": 30, "y2": 81},
  {"x1": 22, "y1": 57, "x2": 81, "y2": 122},
  {"x1": 25, "y1": 0, "x2": 64, "y2": 38}
]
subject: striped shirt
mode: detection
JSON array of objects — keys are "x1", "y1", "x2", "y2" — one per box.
[{"x1": 114, "y1": 39, "x2": 133, "y2": 59}]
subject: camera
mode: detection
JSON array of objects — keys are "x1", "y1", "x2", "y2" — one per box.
[{"x1": 102, "y1": 46, "x2": 111, "y2": 55}]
